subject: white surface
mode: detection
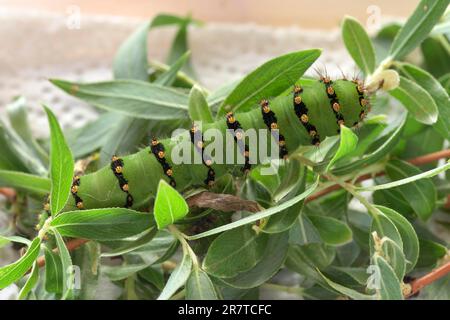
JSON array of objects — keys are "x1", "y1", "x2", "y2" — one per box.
[{"x1": 0, "y1": 8, "x2": 369, "y2": 137}]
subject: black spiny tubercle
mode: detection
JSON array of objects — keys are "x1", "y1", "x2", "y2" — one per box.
[
  {"x1": 111, "y1": 156, "x2": 134, "y2": 208},
  {"x1": 322, "y1": 77, "x2": 345, "y2": 133},
  {"x1": 150, "y1": 139, "x2": 177, "y2": 188},
  {"x1": 71, "y1": 175, "x2": 84, "y2": 209},
  {"x1": 293, "y1": 85, "x2": 320, "y2": 146},
  {"x1": 190, "y1": 123, "x2": 216, "y2": 186},
  {"x1": 260, "y1": 99, "x2": 288, "y2": 159},
  {"x1": 355, "y1": 80, "x2": 370, "y2": 123},
  {"x1": 226, "y1": 112, "x2": 251, "y2": 173}
]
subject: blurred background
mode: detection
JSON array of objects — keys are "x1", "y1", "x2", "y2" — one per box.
[
  {"x1": 1, "y1": 0, "x2": 418, "y2": 28},
  {"x1": 0, "y1": 0, "x2": 421, "y2": 137}
]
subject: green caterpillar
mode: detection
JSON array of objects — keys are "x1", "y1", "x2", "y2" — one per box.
[{"x1": 66, "y1": 76, "x2": 370, "y2": 212}]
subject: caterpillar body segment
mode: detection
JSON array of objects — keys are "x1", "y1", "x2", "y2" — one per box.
[{"x1": 63, "y1": 78, "x2": 370, "y2": 211}]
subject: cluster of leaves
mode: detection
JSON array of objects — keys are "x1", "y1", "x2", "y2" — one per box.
[{"x1": 0, "y1": 0, "x2": 449, "y2": 300}]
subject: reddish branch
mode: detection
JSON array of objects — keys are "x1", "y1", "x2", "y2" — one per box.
[
  {"x1": 0, "y1": 187, "x2": 16, "y2": 202},
  {"x1": 408, "y1": 261, "x2": 450, "y2": 297},
  {"x1": 35, "y1": 238, "x2": 88, "y2": 269},
  {"x1": 14, "y1": 149, "x2": 450, "y2": 292}
]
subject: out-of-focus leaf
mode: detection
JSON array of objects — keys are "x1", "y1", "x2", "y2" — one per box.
[
  {"x1": 0, "y1": 237, "x2": 41, "y2": 290},
  {"x1": 342, "y1": 16, "x2": 376, "y2": 74},
  {"x1": 388, "y1": 0, "x2": 449, "y2": 60},
  {"x1": 0, "y1": 170, "x2": 50, "y2": 196},
  {"x1": 398, "y1": 63, "x2": 450, "y2": 139},
  {"x1": 218, "y1": 50, "x2": 321, "y2": 116},
  {"x1": 389, "y1": 76, "x2": 438, "y2": 125},
  {"x1": 51, "y1": 79, "x2": 189, "y2": 120}
]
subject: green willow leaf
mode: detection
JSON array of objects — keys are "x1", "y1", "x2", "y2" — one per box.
[
  {"x1": 0, "y1": 170, "x2": 50, "y2": 196},
  {"x1": 0, "y1": 124, "x2": 29, "y2": 172},
  {"x1": 289, "y1": 214, "x2": 322, "y2": 245},
  {"x1": 106, "y1": 15, "x2": 191, "y2": 167},
  {"x1": 166, "y1": 18, "x2": 196, "y2": 77},
  {"x1": 66, "y1": 112, "x2": 118, "y2": 158},
  {"x1": 156, "y1": 51, "x2": 191, "y2": 86},
  {"x1": 380, "y1": 238, "x2": 406, "y2": 281},
  {"x1": 417, "y1": 238, "x2": 447, "y2": 267},
  {"x1": 7, "y1": 96, "x2": 48, "y2": 164},
  {"x1": 113, "y1": 20, "x2": 151, "y2": 81},
  {"x1": 286, "y1": 244, "x2": 336, "y2": 282},
  {"x1": 100, "y1": 228, "x2": 157, "y2": 257},
  {"x1": 149, "y1": 59, "x2": 198, "y2": 88},
  {"x1": 375, "y1": 206, "x2": 419, "y2": 272},
  {"x1": 332, "y1": 115, "x2": 406, "y2": 176},
  {"x1": 342, "y1": 16, "x2": 376, "y2": 74},
  {"x1": 0, "y1": 235, "x2": 32, "y2": 248},
  {"x1": 384, "y1": 160, "x2": 437, "y2": 220},
  {"x1": 50, "y1": 79, "x2": 189, "y2": 120},
  {"x1": 187, "y1": 178, "x2": 319, "y2": 240},
  {"x1": 398, "y1": 63, "x2": 450, "y2": 140},
  {"x1": 370, "y1": 213, "x2": 403, "y2": 256},
  {"x1": 186, "y1": 268, "x2": 219, "y2": 300},
  {"x1": 0, "y1": 237, "x2": 41, "y2": 289},
  {"x1": 373, "y1": 254, "x2": 403, "y2": 300},
  {"x1": 98, "y1": 115, "x2": 150, "y2": 166},
  {"x1": 50, "y1": 208, "x2": 154, "y2": 241},
  {"x1": 389, "y1": 0, "x2": 450, "y2": 60},
  {"x1": 218, "y1": 49, "x2": 321, "y2": 116},
  {"x1": 221, "y1": 231, "x2": 289, "y2": 289},
  {"x1": 44, "y1": 106, "x2": 74, "y2": 216},
  {"x1": 154, "y1": 180, "x2": 189, "y2": 229},
  {"x1": 139, "y1": 267, "x2": 165, "y2": 291},
  {"x1": 157, "y1": 251, "x2": 192, "y2": 300},
  {"x1": 319, "y1": 271, "x2": 374, "y2": 300},
  {"x1": 0, "y1": 121, "x2": 47, "y2": 175},
  {"x1": 53, "y1": 229, "x2": 74, "y2": 300},
  {"x1": 308, "y1": 215, "x2": 353, "y2": 246},
  {"x1": 263, "y1": 163, "x2": 306, "y2": 234},
  {"x1": 44, "y1": 245, "x2": 63, "y2": 294},
  {"x1": 203, "y1": 225, "x2": 269, "y2": 278},
  {"x1": 421, "y1": 36, "x2": 450, "y2": 78},
  {"x1": 389, "y1": 76, "x2": 438, "y2": 125},
  {"x1": 18, "y1": 261, "x2": 39, "y2": 300},
  {"x1": 358, "y1": 161, "x2": 450, "y2": 192},
  {"x1": 326, "y1": 125, "x2": 358, "y2": 171},
  {"x1": 188, "y1": 85, "x2": 214, "y2": 123}
]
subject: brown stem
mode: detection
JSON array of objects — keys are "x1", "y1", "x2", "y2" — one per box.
[
  {"x1": 35, "y1": 238, "x2": 88, "y2": 269},
  {"x1": 407, "y1": 261, "x2": 450, "y2": 297},
  {"x1": 0, "y1": 187, "x2": 16, "y2": 202}
]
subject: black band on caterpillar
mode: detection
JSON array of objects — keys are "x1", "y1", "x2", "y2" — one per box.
[
  {"x1": 322, "y1": 78, "x2": 345, "y2": 133},
  {"x1": 111, "y1": 156, "x2": 134, "y2": 208},
  {"x1": 150, "y1": 138, "x2": 177, "y2": 188},
  {"x1": 71, "y1": 175, "x2": 84, "y2": 209},
  {"x1": 354, "y1": 80, "x2": 370, "y2": 123},
  {"x1": 226, "y1": 112, "x2": 251, "y2": 173},
  {"x1": 293, "y1": 85, "x2": 320, "y2": 146},
  {"x1": 260, "y1": 99, "x2": 288, "y2": 159},
  {"x1": 190, "y1": 124, "x2": 215, "y2": 186}
]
